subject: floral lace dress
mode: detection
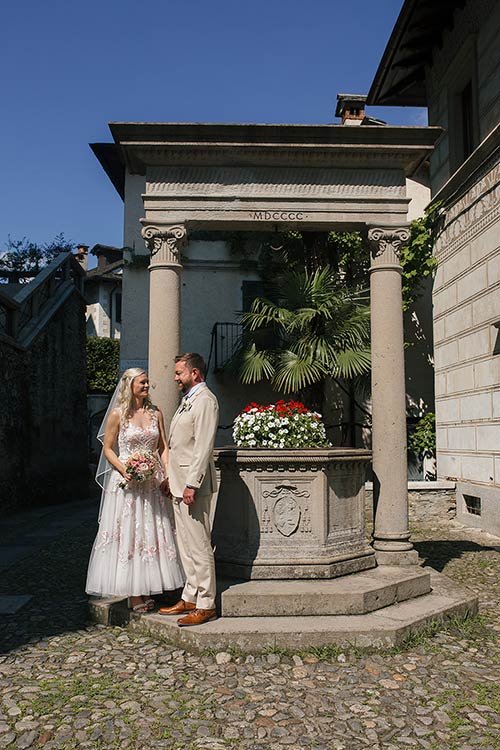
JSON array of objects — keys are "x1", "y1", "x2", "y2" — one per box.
[{"x1": 86, "y1": 414, "x2": 184, "y2": 597}]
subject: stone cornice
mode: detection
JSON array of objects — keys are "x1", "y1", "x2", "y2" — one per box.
[
  {"x1": 214, "y1": 447, "x2": 372, "y2": 468},
  {"x1": 93, "y1": 122, "x2": 441, "y2": 198},
  {"x1": 432, "y1": 123, "x2": 500, "y2": 208},
  {"x1": 109, "y1": 121, "x2": 441, "y2": 148},
  {"x1": 102, "y1": 123, "x2": 441, "y2": 177}
]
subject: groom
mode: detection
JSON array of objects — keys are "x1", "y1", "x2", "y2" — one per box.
[{"x1": 159, "y1": 353, "x2": 219, "y2": 626}]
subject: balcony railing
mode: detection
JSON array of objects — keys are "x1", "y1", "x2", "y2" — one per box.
[
  {"x1": 210, "y1": 322, "x2": 243, "y2": 371},
  {"x1": 0, "y1": 252, "x2": 85, "y2": 346}
]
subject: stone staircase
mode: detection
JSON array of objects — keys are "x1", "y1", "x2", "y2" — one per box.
[{"x1": 89, "y1": 566, "x2": 477, "y2": 652}]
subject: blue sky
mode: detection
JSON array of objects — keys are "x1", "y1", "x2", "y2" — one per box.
[{"x1": 1, "y1": 0, "x2": 425, "y2": 253}]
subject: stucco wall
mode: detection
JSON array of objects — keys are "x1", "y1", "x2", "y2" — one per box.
[{"x1": 0, "y1": 292, "x2": 88, "y2": 514}]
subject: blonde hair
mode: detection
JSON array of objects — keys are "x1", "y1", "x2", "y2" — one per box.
[{"x1": 116, "y1": 368, "x2": 155, "y2": 424}]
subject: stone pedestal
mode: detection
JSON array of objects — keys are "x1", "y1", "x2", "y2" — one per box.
[{"x1": 212, "y1": 447, "x2": 375, "y2": 580}]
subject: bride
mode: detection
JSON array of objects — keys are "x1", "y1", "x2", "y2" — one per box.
[{"x1": 86, "y1": 368, "x2": 184, "y2": 612}]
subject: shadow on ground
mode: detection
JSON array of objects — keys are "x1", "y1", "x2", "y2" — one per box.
[
  {"x1": 414, "y1": 538, "x2": 498, "y2": 572},
  {"x1": 0, "y1": 499, "x2": 179, "y2": 654}
]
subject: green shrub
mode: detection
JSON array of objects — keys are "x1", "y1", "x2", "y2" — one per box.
[
  {"x1": 86, "y1": 336, "x2": 120, "y2": 393},
  {"x1": 408, "y1": 412, "x2": 436, "y2": 457}
]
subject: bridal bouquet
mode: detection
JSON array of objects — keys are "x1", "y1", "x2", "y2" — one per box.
[
  {"x1": 119, "y1": 450, "x2": 160, "y2": 488},
  {"x1": 233, "y1": 400, "x2": 330, "y2": 449}
]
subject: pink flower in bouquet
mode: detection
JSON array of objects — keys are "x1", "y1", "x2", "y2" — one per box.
[{"x1": 119, "y1": 450, "x2": 160, "y2": 489}]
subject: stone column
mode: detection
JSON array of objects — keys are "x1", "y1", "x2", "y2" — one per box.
[
  {"x1": 368, "y1": 227, "x2": 418, "y2": 565},
  {"x1": 142, "y1": 224, "x2": 187, "y2": 421}
]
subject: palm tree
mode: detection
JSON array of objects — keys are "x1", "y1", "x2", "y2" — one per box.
[{"x1": 239, "y1": 265, "x2": 371, "y2": 416}]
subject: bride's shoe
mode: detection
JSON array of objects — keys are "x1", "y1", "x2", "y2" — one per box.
[
  {"x1": 128, "y1": 597, "x2": 149, "y2": 613},
  {"x1": 144, "y1": 598, "x2": 155, "y2": 611}
]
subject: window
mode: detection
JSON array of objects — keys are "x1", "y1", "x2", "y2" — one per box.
[
  {"x1": 460, "y1": 81, "x2": 475, "y2": 161},
  {"x1": 463, "y1": 494, "x2": 481, "y2": 516},
  {"x1": 114, "y1": 292, "x2": 122, "y2": 324},
  {"x1": 241, "y1": 280, "x2": 263, "y2": 312},
  {"x1": 447, "y1": 39, "x2": 478, "y2": 172}
]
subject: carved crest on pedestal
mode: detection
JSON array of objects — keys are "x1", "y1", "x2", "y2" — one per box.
[{"x1": 262, "y1": 484, "x2": 310, "y2": 537}]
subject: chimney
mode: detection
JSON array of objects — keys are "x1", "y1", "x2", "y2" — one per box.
[
  {"x1": 75, "y1": 244, "x2": 89, "y2": 271},
  {"x1": 335, "y1": 94, "x2": 367, "y2": 126}
]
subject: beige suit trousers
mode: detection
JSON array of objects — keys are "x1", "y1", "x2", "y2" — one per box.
[{"x1": 173, "y1": 494, "x2": 216, "y2": 610}]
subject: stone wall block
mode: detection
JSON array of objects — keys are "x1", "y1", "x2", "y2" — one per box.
[
  {"x1": 437, "y1": 453, "x2": 460, "y2": 479},
  {"x1": 434, "y1": 340, "x2": 459, "y2": 368},
  {"x1": 436, "y1": 427, "x2": 448, "y2": 449},
  {"x1": 444, "y1": 304, "x2": 472, "y2": 338},
  {"x1": 446, "y1": 364, "x2": 475, "y2": 394},
  {"x1": 461, "y1": 455, "x2": 495, "y2": 483},
  {"x1": 442, "y1": 246, "x2": 471, "y2": 284},
  {"x1": 487, "y1": 253, "x2": 500, "y2": 285},
  {"x1": 469, "y1": 221, "x2": 500, "y2": 264},
  {"x1": 473, "y1": 291, "x2": 500, "y2": 325},
  {"x1": 477, "y1": 424, "x2": 500, "y2": 451},
  {"x1": 435, "y1": 373, "x2": 447, "y2": 396},
  {"x1": 435, "y1": 397, "x2": 460, "y2": 423},
  {"x1": 434, "y1": 317, "x2": 445, "y2": 343},
  {"x1": 433, "y1": 283, "x2": 457, "y2": 317},
  {"x1": 456, "y1": 265, "x2": 488, "y2": 303},
  {"x1": 493, "y1": 390, "x2": 500, "y2": 418},
  {"x1": 474, "y1": 357, "x2": 500, "y2": 388},
  {"x1": 461, "y1": 392, "x2": 492, "y2": 421},
  {"x1": 458, "y1": 328, "x2": 492, "y2": 361},
  {"x1": 447, "y1": 425, "x2": 476, "y2": 451}
]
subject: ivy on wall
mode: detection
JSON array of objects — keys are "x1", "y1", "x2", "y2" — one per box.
[
  {"x1": 86, "y1": 336, "x2": 120, "y2": 393},
  {"x1": 400, "y1": 203, "x2": 441, "y2": 311}
]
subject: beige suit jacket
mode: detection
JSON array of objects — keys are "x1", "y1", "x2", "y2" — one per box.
[{"x1": 167, "y1": 385, "x2": 219, "y2": 498}]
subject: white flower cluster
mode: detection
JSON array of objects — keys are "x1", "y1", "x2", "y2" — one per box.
[{"x1": 233, "y1": 405, "x2": 330, "y2": 448}]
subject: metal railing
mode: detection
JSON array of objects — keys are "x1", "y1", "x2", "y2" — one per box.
[
  {"x1": 0, "y1": 252, "x2": 85, "y2": 345},
  {"x1": 210, "y1": 322, "x2": 243, "y2": 371}
]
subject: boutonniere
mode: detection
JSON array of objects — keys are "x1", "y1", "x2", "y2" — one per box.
[{"x1": 180, "y1": 397, "x2": 192, "y2": 412}]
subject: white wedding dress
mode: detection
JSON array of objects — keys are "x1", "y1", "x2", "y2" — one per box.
[{"x1": 86, "y1": 413, "x2": 184, "y2": 597}]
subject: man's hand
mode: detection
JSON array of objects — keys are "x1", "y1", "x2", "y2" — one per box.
[
  {"x1": 160, "y1": 478, "x2": 170, "y2": 496},
  {"x1": 182, "y1": 487, "x2": 195, "y2": 505}
]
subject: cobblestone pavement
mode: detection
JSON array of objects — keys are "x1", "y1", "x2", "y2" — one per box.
[{"x1": 0, "y1": 499, "x2": 499, "y2": 750}]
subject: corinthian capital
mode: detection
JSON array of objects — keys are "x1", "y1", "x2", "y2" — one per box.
[
  {"x1": 141, "y1": 225, "x2": 187, "y2": 266},
  {"x1": 368, "y1": 227, "x2": 410, "y2": 267}
]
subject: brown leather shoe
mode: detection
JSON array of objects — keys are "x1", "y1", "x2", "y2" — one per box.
[
  {"x1": 177, "y1": 608, "x2": 217, "y2": 627},
  {"x1": 158, "y1": 600, "x2": 196, "y2": 616}
]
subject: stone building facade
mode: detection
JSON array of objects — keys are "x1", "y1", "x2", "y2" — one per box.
[
  {"x1": 81, "y1": 244, "x2": 123, "y2": 339},
  {"x1": 0, "y1": 255, "x2": 88, "y2": 513},
  {"x1": 369, "y1": 0, "x2": 500, "y2": 534}
]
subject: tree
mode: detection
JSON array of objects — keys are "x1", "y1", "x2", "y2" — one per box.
[
  {"x1": 239, "y1": 265, "x2": 371, "y2": 414},
  {"x1": 86, "y1": 336, "x2": 120, "y2": 393},
  {"x1": 0, "y1": 233, "x2": 74, "y2": 281}
]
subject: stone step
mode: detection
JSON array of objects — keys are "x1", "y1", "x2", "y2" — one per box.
[
  {"x1": 88, "y1": 570, "x2": 478, "y2": 652},
  {"x1": 219, "y1": 566, "x2": 432, "y2": 617}
]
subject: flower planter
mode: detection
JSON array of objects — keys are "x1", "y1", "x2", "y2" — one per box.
[{"x1": 213, "y1": 447, "x2": 375, "y2": 580}]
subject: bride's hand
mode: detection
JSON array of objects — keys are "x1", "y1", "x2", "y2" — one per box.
[
  {"x1": 121, "y1": 471, "x2": 132, "y2": 482},
  {"x1": 159, "y1": 478, "x2": 170, "y2": 495}
]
